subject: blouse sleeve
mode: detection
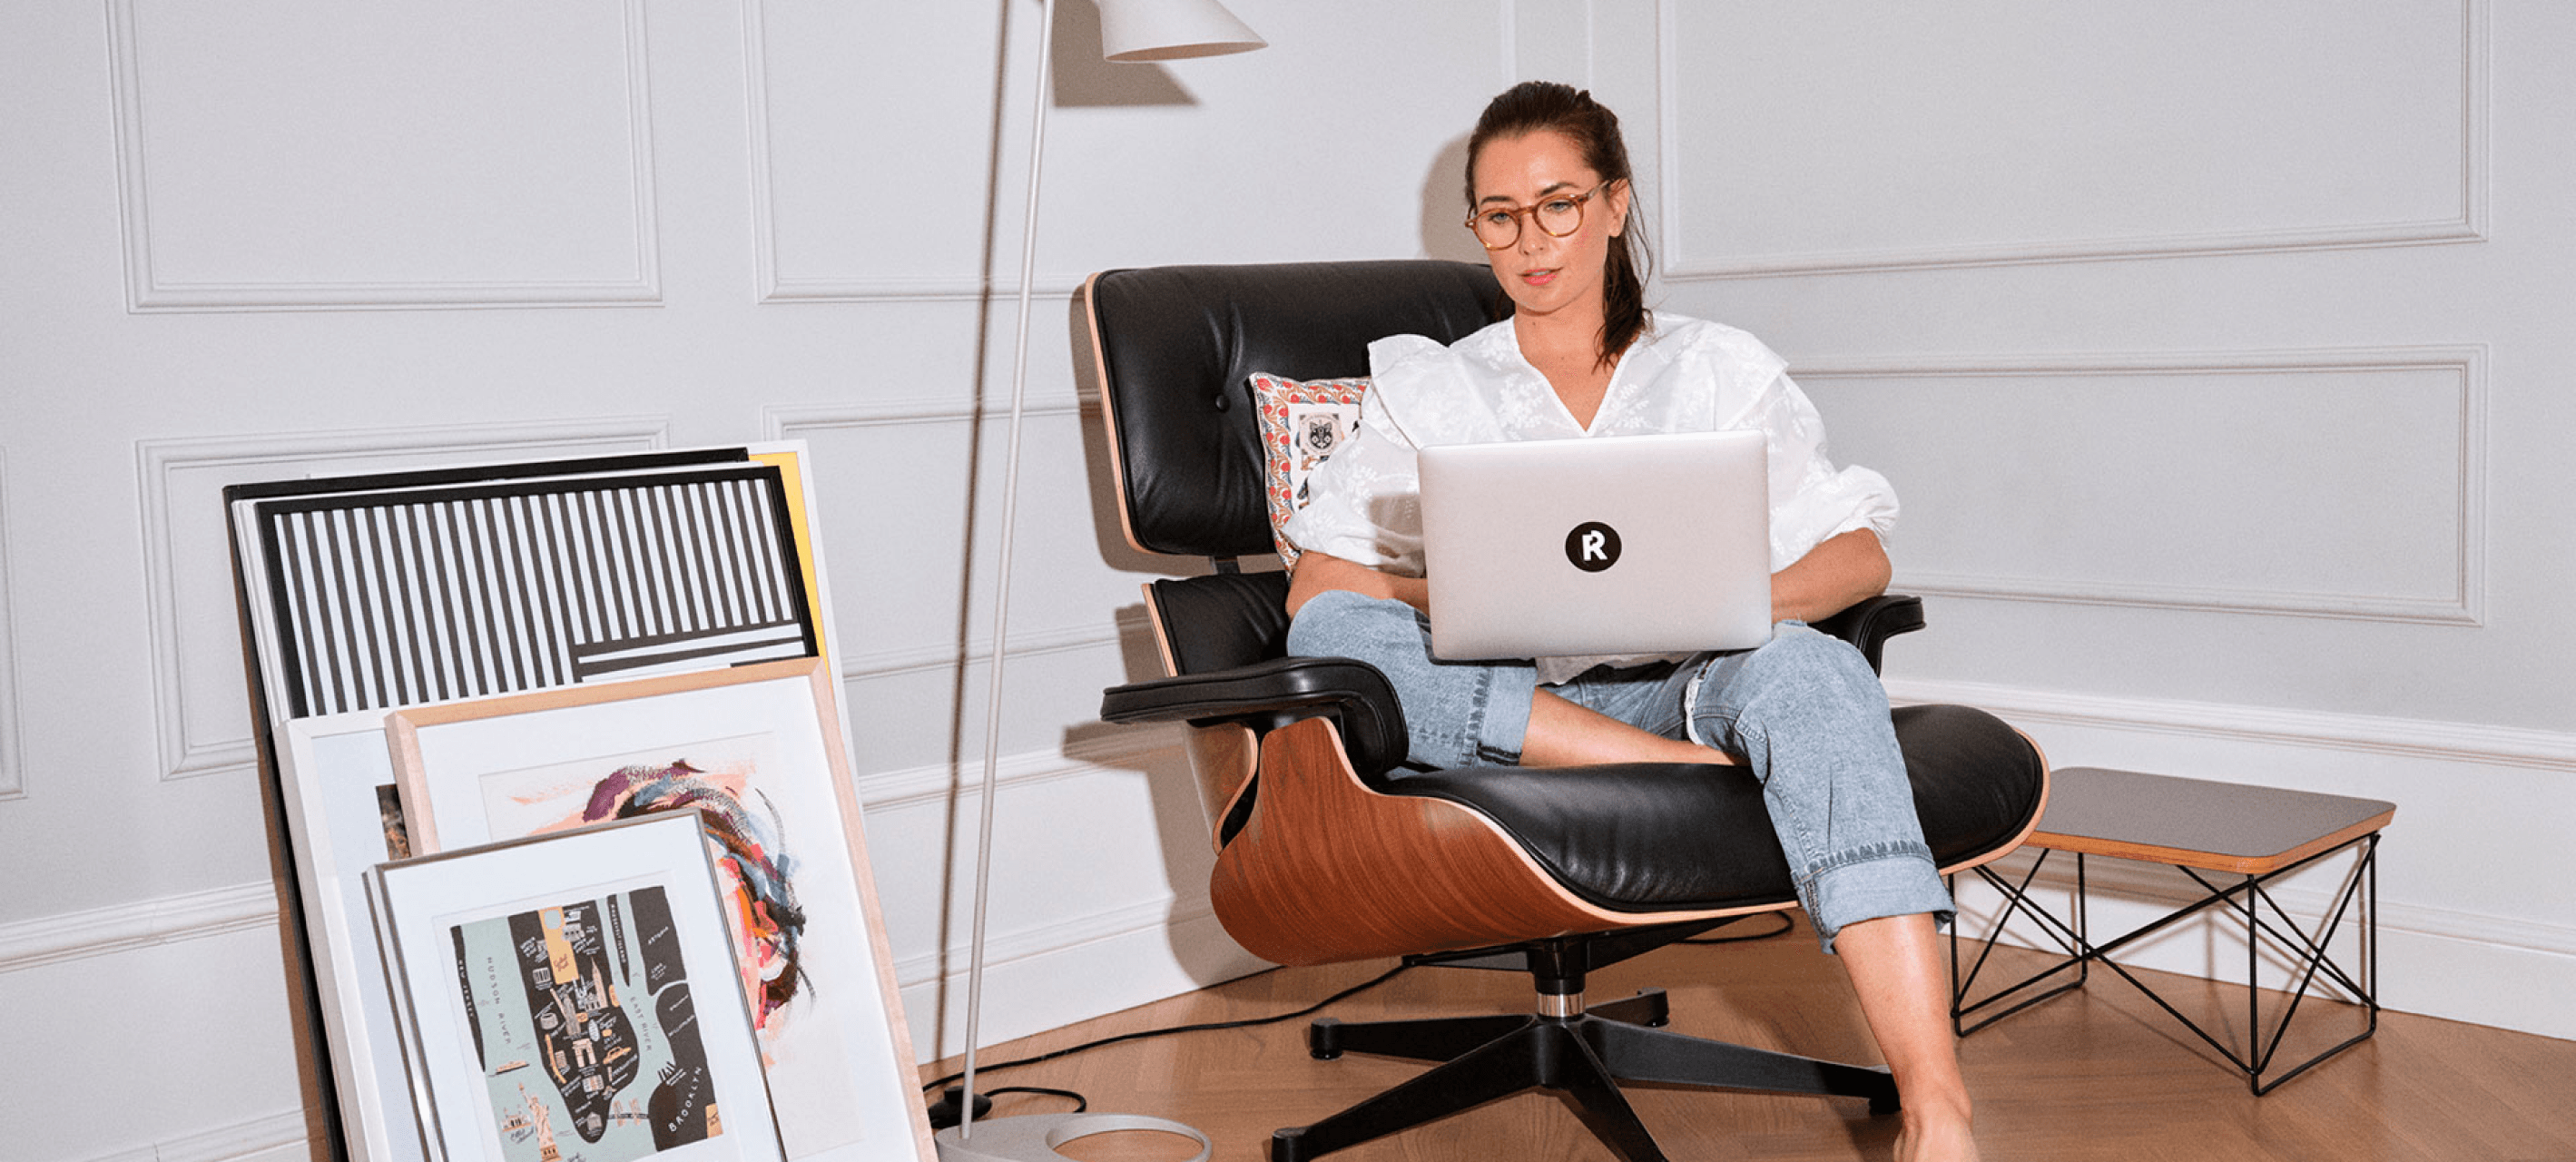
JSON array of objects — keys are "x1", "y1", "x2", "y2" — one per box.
[
  {"x1": 1750, "y1": 369, "x2": 1900, "y2": 571},
  {"x1": 1276, "y1": 337, "x2": 1443, "y2": 574}
]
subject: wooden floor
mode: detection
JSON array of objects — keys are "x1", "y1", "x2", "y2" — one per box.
[{"x1": 923, "y1": 918, "x2": 2576, "y2": 1162}]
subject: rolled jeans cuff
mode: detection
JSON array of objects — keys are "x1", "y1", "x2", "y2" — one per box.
[
  {"x1": 1284, "y1": 589, "x2": 1543, "y2": 770},
  {"x1": 1465, "y1": 663, "x2": 1540, "y2": 765},
  {"x1": 1804, "y1": 842, "x2": 1954, "y2": 954}
]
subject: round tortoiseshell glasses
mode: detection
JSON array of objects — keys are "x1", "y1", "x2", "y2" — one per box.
[{"x1": 1464, "y1": 181, "x2": 1613, "y2": 249}]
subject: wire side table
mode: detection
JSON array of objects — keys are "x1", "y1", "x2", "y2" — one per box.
[{"x1": 1948, "y1": 765, "x2": 2394, "y2": 1094}]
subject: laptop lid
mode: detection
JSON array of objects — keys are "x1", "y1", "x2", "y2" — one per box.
[{"x1": 1417, "y1": 430, "x2": 1771, "y2": 661}]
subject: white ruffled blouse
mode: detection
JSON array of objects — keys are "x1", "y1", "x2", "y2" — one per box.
[{"x1": 1280, "y1": 312, "x2": 1898, "y2": 684}]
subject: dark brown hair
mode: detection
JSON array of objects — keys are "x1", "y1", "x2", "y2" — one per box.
[{"x1": 1466, "y1": 81, "x2": 1652, "y2": 368}]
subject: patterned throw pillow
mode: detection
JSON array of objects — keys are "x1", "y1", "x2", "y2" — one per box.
[{"x1": 1248, "y1": 372, "x2": 1370, "y2": 566}]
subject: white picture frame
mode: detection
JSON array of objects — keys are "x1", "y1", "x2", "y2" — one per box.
[
  {"x1": 276, "y1": 709, "x2": 439, "y2": 1162},
  {"x1": 224, "y1": 443, "x2": 857, "y2": 1162},
  {"x1": 386, "y1": 657, "x2": 934, "y2": 1162},
  {"x1": 369, "y1": 811, "x2": 787, "y2": 1162}
]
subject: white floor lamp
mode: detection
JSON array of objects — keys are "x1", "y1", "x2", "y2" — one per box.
[{"x1": 936, "y1": 2, "x2": 1264, "y2": 1160}]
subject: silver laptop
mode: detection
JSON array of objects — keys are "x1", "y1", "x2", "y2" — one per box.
[{"x1": 1418, "y1": 430, "x2": 1771, "y2": 661}]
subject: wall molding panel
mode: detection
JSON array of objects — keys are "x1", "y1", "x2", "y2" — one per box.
[
  {"x1": 1797, "y1": 346, "x2": 2488, "y2": 625},
  {"x1": 765, "y1": 395, "x2": 1154, "y2": 780},
  {"x1": 854, "y1": 719, "x2": 1181, "y2": 813},
  {"x1": 1885, "y1": 676, "x2": 2576, "y2": 777},
  {"x1": 760, "y1": 278, "x2": 1087, "y2": 307},
  {"x1": 82, "y1": 1109, "x2": 313, "y2": 1162},
  {"x1": 893, "y1": 885, "x2": 1214, "y2": 998},
  {"x1": 742, "y1": 0, "x2": 1037, "y2": 304},
  {"x1": 0, "y1": 881, "x2": 275, "y2": 976},
  {"x1": 1655, "y1": 0, "x2": 2491, "y2": 281},
  {"x1": 761, "y1": 393, "x2": 1106, "y2": 639},
  {"x1": 900, "y1": 905, "x2": 1256, "y2": 1062},
  {"x1": 0, "y1": 734, "x2": 1187, "y2": 976},
  {"x1": 107, "y1": 0, "x2": 662, "y2": 311},
  {"x1": 0, "y1": 450, "x2": 22, "y2": 801},
  {"x1": 136, "y1": 419, "x2": 669, "y2": 784},
  {"x1": 15, "y1": 675, "x2": 2563, "y2": 1036},
  {"x1": 764, "y1": 395, "x2": 1094, "y2": 438},
  {"x1": 842, "y1": 622, "x2": 1124, "y2": 687}
]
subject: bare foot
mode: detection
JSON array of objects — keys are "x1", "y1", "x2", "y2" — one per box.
[{"x1": 1894, "y1": 1103, "x2": 1980, "y2": 1162}]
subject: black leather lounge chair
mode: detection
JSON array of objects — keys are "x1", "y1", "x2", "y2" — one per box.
[{"x1": 1083, "y1": 259, "x2": 2050, "y2": 1162}]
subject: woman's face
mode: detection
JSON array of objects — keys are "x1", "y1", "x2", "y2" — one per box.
[{"x1": 1469, "y1": 130, "x2": 1631, "y2": 321}]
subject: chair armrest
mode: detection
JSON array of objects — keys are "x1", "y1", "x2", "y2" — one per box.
[
  {"x1": 1811, "y1": 593, "x2": 1925, "y2": 675},
  {"x1": 1101, "y1": 656, "x2": 1411, "y2": 779}
]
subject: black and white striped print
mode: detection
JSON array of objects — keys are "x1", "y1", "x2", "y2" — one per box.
[{"x1": 256, "y1": 467, "x2": 815, "y2": 718}]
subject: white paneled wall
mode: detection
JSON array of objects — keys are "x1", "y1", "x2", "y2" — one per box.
[
  {"x1": 5, "y1": 1, "x2": 2574, "y2": 1160},
  {"x1": 0, "y1": 2, "x2": 1512, "y2": 1159},
  {"x1": 1613, "y1": 0, "x2": 2575, "y2": 1039}
]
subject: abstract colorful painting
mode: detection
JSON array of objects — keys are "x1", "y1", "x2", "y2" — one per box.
[
  {"x1": 450, "y1": 731, "x2": 863, "y2": 1145},
  {"x1": 388, "y1": 659, "x2": 931, "y2": 1162}
]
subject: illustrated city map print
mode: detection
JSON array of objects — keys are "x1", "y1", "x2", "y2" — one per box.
[{"x1": 453, "y1": 887, "x2": 720, "y2": 1162}]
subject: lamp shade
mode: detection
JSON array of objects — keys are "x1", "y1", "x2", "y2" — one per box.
[{"x1": 1096, "y1": 0, "x2": 1265, "y2": 61}]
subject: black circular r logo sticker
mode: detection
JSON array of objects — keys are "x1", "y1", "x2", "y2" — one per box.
[{"x1": 1565, "y1": 522, "x2": 1622, "y2": 572}]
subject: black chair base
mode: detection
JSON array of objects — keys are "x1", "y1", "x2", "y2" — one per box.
[{"x1": 1274, "y1": 989, "x2": 1900, "y2": 1162}]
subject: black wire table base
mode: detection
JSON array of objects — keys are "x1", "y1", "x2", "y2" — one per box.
[{"x1": 1948, "y1": 833, "x2": 2381, "y2": 1095}]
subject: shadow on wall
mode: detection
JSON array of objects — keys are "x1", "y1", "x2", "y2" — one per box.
[
  {"x1": 1419, "y1": 133, "x2": 1490, "y2": 264},
  {"x1": 1051, "y1": 0, "x2": 1197, "y2": 107}
]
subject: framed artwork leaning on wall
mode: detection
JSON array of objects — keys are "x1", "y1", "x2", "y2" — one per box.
[
  {"x1": 227, "y1": 446, "x2": 839, "y2": 1162},
  {"x1": 385, "y1": 657, "x2": 935, "y2": 1162},
  {"x1": 367, "y1": 810, "x2": 787, "y2": 1162}
]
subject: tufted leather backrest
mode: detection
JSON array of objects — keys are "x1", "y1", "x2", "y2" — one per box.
[{"x1": 1086, "y1": 260, "x2": 1505, "y2": 561}]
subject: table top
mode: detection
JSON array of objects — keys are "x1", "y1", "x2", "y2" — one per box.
[{"x1": 2028, "y1": 766, "x2": 2396, "y2": 874}]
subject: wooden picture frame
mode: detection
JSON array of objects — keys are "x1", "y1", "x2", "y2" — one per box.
[
  {"x1": 368, "y1": 811, "x2": 787, "y2": 1162},
  {"x1": 386, "y1": 657, "x2": 934, "y2": 1162}
]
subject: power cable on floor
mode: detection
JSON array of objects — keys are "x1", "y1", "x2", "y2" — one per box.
[
  {"x1": 918, "y1": 914, "x2": 1795, "y2": 1128},
  {"x1": 919, "y1": 960, "x2": 1416, "y2": 1127}
]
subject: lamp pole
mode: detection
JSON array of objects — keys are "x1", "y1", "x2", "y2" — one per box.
[
  {"x1": 938, "y1": 3, "x2": 1263, "y2": 1159},
  {"x1": 950, "y1": 0, "x2": 1057, "y2": 1140}
]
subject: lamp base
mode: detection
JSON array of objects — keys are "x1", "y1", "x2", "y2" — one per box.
[
  {"x1": 932, "y1": 1112, "x2": 1212, "y2": 1162},
  {"x1": 924, "y1": 1086, "x2": 995, "y2": 1129}
]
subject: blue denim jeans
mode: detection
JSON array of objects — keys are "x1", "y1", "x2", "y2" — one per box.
[{"x1": 1285, "y1": 589, "x2": 1952, "y2": 951}]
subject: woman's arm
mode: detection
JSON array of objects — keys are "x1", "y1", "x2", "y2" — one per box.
[
  {"x1": 1771, "y1": 527, "x2": 1891, "y2": 625},
  {"x1": 1283, "y1": 550, "x2": 1431, "y2": 618}
]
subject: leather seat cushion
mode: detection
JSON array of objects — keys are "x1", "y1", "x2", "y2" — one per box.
[{"x1": 1381, "y1": 703, "x2": 2043, "y2": 912}]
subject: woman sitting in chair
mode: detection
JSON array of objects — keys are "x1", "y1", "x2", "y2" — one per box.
[{"x1": 1280, "y1": 80, "x2": 1980, "y2": 1162}]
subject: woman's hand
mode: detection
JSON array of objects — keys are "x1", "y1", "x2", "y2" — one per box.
[
  {"x1": 1771, "y1": 527, "x2": 1892, "y2": 625},
  {"x1": 1283, "y1": 550, "x2": 1431, "y2": 618}
]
